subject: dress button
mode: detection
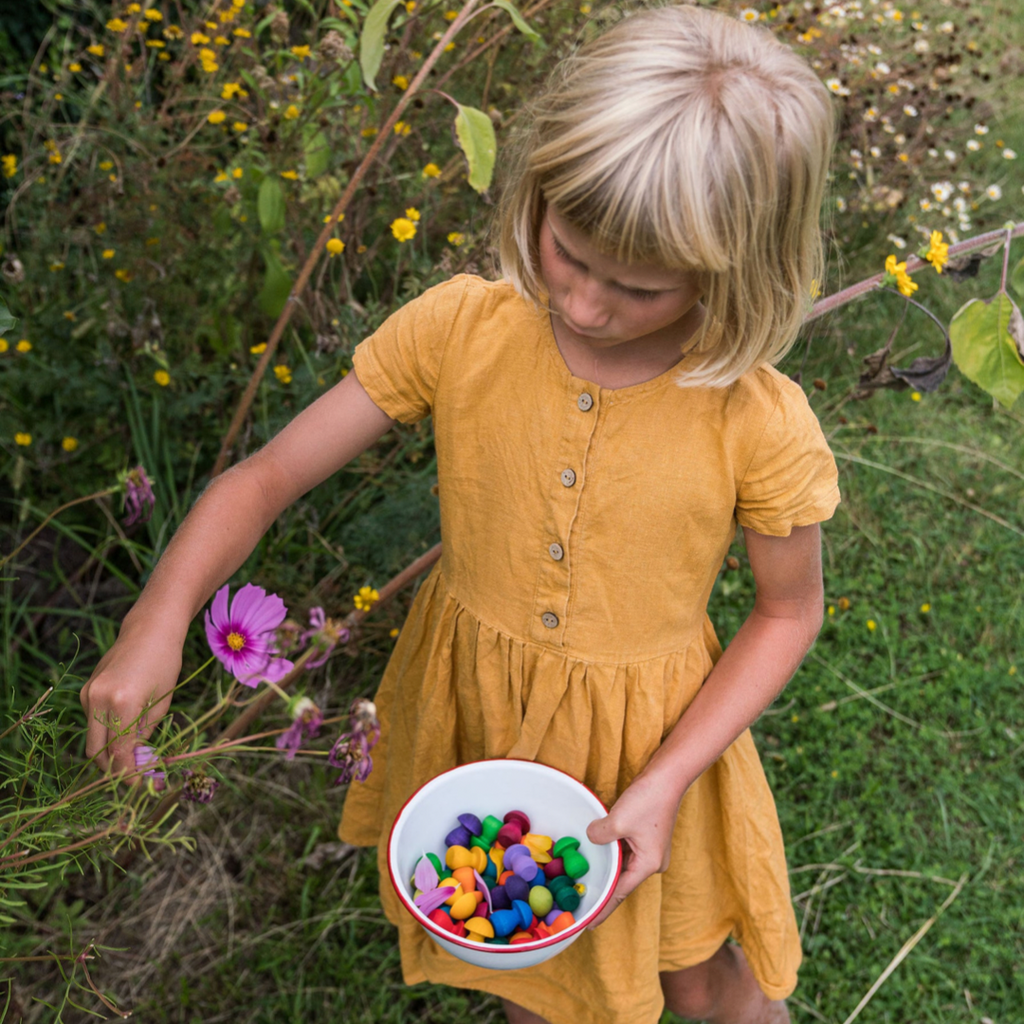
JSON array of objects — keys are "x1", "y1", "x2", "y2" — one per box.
[
  {"x1": 560, "y1": 468, "x2": 576, "y2": 487},
  {"x1": 541, "y1": 612, "x2": 559, "y2": 629},
  {"x1": 548, "y1": 542, "x2": 564, "y2": 561},
  {"x1": 577, "y1": 392, "x2": 594, "y2": 412}
]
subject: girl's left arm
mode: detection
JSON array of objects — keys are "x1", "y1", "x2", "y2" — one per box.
[{"x1": 586, "y1": 522, "x2": 825, "y2": 928}]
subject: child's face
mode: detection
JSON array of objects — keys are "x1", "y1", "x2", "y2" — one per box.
[{"x1": 538, "y1": 207, "x2": 703, "y2": 353}]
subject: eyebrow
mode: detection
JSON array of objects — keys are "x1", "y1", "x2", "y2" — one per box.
[{"x1": 546, "y1": 219, "x2": 678, "y2": 294}]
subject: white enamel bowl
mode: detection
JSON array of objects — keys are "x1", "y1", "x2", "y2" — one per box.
[{"x1": 387, "y1": 759, "x2": 622, "y2": 970}]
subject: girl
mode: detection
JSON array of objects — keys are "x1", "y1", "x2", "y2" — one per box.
[{"x1": 81, "y1": 6, "x2": 838, "y2": 1023}]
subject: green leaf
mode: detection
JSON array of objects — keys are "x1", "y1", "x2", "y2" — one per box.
[
  {"x1": 257, "y1": 177, "x2": 286, "y2": 235},
  {"x1": 303, "y1": 126, "x2": 331, "y2": 178},
  {"x1": 490, "y1": 0, "x2": 541, "y2": 42},
  {"x1": 0, "y1": 296, "x2": 17, "y2": 337},
  {"x1": 949, "y1": 292, "x2": 1024, "y2": 408},
  {"x1": 360, "y1": 0, "x2": 403, "y2": 90},
  {"x1": 258, "y1": 245, "x2": 292, "y2": 318},
  {"x1": 1010, "y1": 255, "x2": 1024, "y2": 299},
  {"x1": 454, "y1": 103, "x2": 497, "y2": 193}
]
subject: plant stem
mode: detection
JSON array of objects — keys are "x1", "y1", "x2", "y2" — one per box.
[{"x1": 0, "y1": 488, "x2": 117, "y2": 568}]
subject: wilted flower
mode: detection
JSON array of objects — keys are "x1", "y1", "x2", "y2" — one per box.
[
  {"x1": 205, "y1": 583, "x2": 295, "y2": 686},
  {"x1": 134, "y1": 744, "x2": 166, "y2": 790},
  {"x1": 276, "y1": 696, "x2": 324, "y2": 760},
  {"x1": 181, "y1": 769, "x2": 220, "y2": 803},
  {"x1": 300, "y1": 607, "x2": 350, "y2": 668},
  {"x1": 328, "y1": 698, "x2": 380, "y2": 785},
  {"x1": 121, "y1": 465, "x2": 155, "y2": 526}
]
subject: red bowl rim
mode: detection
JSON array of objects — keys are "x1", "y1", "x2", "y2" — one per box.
[{"x1": 387, "y1": 758, "x2": 623, "y2": 955}]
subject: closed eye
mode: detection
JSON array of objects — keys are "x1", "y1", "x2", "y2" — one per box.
[{"x1": 553, "y1": 238, "x2": 662, "y2": 301}]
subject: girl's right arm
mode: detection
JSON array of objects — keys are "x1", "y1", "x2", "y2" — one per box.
[{"x1": 80, "y1": 370, "x2": 396, "y2": 776}]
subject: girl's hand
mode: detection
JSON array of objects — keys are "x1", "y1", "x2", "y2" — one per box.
[
  {"x1": 584, "y1": 771, "x2": 683, "y2": 928},
  {"x1": 80, "y1": 624, "x2": 183, "y2": 779}
]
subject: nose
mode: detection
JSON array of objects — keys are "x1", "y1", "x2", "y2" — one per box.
[{"x1": 562, "y1": 278, "x2": 610, "y2": 331}]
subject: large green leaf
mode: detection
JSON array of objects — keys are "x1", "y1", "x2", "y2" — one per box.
[
  {"x1": 359, "y1": 0, "x2": 403, "y2": 90},
  {"x1": 490, "y1": 0, "x2": 540, "y2": 42},
  {"x1": 303, "y1": 126, "x2": 331, "y2": 178},
  {"x1": 257, "y1": 176, "x2": 286, "y2": 235},
  {"x1": 454, "y1": 103, "x2": 497, "y2": 193},
  {"x1": 0, "y1": 296, "x2": 17, "y2": 337},
  {"x1": 258, "y1": 245, "x2": 292, "y2": 318},
  {"x1": 949, "y1": 292, "x2": 1024, "y2": 408}
]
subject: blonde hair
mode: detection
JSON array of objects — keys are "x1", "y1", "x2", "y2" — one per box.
[{"x1": 497, "y1": 4, "x2": 834, "y2": 387}]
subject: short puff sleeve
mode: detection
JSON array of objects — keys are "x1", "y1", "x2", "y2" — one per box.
[
  {"x1": 351, "y1": 275, "x2": 471, "y2": 424},
  {"x1": 735, "y1": 376, "x2": 840, "y2": 537}
]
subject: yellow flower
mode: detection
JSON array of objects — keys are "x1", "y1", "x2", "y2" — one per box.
[
  {"x1": 444, "y1": 9, "x2": 457, "y2": 19},
  {"x1": 214, "y1": 35, "x2": 230, "y2": 45},
  {"x1": 48, "y1": 150, "x2": 62, "y2": 165},
  {"x1": 94, "y1": 221, "x2": 106, "y2": 234},
  {"x1": 911, "y1": 391, "x2": 922, "y2": 402},
  {"x1": 391, "y1": 217, "x2": 416, "y2": 242},
  {"x1": 15, "y1": 432, "x2": 32, "y2": 446},
  {"x1": 49, "y1": 261, "x2": 65, "y2": 271},
  {"x1": 164, "y1": 25, "x2": 184, "y2": 39},
  {"x1": 231, "y1": 167, "x2": 243, "y2": 179},
  {"x1": 69, "y1": 61, "x2": 82, "y2": 72},
  {"x1": 447, "y1": 232, "x2": 465, "y2": 247},
  {"x1": 884, "y1": 254, "x2": 917, "y2": 297},
  {"x1": 232, "y1": 121, "x2": 248, "y2": 132},
  {"x1": 405, "y1": 1, "x2": 416, "y2": 11},
  {"x1": 281, "y1": 169, "x2": 299, "y2": 180},
  {"x1": 290, "y1": 45, "x2": 311, "y2": 59},
  {"x1": 87, "y1": 43, "x2": 105, "y2": 56},
  {"x1": 233, "y1": 0, "x2": 246, "y2": 8},
  {"x1": 924, "y1": 230, "x2": 949, "y2": 273},
  {"x1": 16, "y1": 340, "x2": 32, "y2": 353},
  {"x1": 233, "y1": 27, "x2": 251, "y2": 38},
  {"x1": 154, "y1": 369, "x2": 170, "y2": 386},
  {"x1": 115, "y1": 268, "x2": 133, "y2": 282},
  {"x1": 360, "y1": 127, "x2": 378, "y2": 138},
  {"x1": 221, "y1": 82, "x2": 243, "y2": 99},
  {"x1": 145, "y1": 9, "x2": 162, "y2": 21},
  {"x1": 102, "y1": 249, "x2": 115, "y2": 259},
  {"x1": 126, "y1": 3, "x2": 141, "y2": 12},
  {"x1": 2, "y1": 154, "x2": 17, "y2": 178},
  {"x1": 422, "y1": 162, "x2": 441, "y2": 178},
  {"x1": 444, "y1": 42, "x2": 455, "y2": 52},
  {"x1": 393, "y1": 120, "x2": 411, "y2": 136},
  {"x1": 250, "y1": 343, "x2": 267, "y2": 354},
  {"x1": 920, "y1": 602, "x2": 931, "y2": 613},
  {"x1": 866, "y1": 619, "x2": 877, "y2": 632},
  {"x1": 323, "y1": 213, "x2": 344, "y2": 223},
  {"x1": 54, "y1": 93, "x2": 64, "y2": 101},
  {"x1": 326, "y1": 238, "x2": 345, "y2": 256},
  {"x1": 274, "y1": 364, "x2": 292, "y2": 383},
  {"x1": 827, "y1": 605, "x2": 835, "y2": 616},
  {"x1": 208, "y1": 110, "x2": 226, "y2": 124},
  {"x1": 0, "y1": 340, "x2": 8, "y2": 353},
  {"x1": 214, "y1": 170, "x2": 228, "y2": 182},
  {"x1": 390, "y1": 627, "x2": 400, "y2": 638},
  {"x1": 353, "y1": 586, "x2": 380, "y2": 611},
  {"x1": 191, "y1": 31, "x2": 210, "y2": 44},
  {"x1": 106, "y1": 18, "x2": 129, "y2": 33},
  {"x1": 405, "y1": 207, "x2": 420, "y2": 221},
  {"x1": 62, "y1": 436, "x2": 79, "y2": 452},
  {"x1": 284, "y1": 104, "x2": 300, "y2": 119},
  {"x1": 393, "y1": 74, "x2": 409, "y2": 90},
  {"x1": 99, "y1": 160, "x2": 113, "y2": 171},
  {"x1": 63, "y1": 311, "x2": 75, "y2": 320},
  {"x1": 219, "y1": 9, "x2": 236, "y2": 23}
]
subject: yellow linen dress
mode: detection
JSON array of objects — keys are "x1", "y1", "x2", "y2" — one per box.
[{"x1": 339, "y1": 275, "x2": 840, "y2": 1024}]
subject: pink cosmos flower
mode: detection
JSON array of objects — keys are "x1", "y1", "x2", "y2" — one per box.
[{"x1": 205, "y1": 583, "x2": 294, "y2": 687}]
